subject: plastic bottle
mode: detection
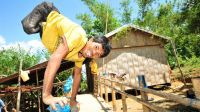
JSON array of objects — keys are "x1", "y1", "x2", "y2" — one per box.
[
  {"x1": 47, "y1": 104, "x2": 70, "y2": 112},
  {"x1": 64, "y1": 76, "x2": 73, "y2": 93}
]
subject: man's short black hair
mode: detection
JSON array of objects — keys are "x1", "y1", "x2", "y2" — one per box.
[{"x1": 93, "y1": 35, "x2": 111, "y2": 58}]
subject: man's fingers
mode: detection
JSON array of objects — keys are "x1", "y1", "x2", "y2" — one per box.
[
  {"x1": 61, "y1": 97, "x2": 68, "y2": 105},
  {"x1": 58, "y1": 100, "x2": 65, "y2": 107},
  {"x1": 50, "y1": 103, "x2": 57, "y2": 110}
]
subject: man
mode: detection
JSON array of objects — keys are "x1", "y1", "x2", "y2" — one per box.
[
  {"x1": 0, "y1": 99, "x2": 8, "y2": 112},
  {"x1": 21, "y1": 2, "x2": 111, "y2": 111}
]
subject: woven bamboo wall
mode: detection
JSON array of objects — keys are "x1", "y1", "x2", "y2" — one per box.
[
  {"x1": 96, "y1": 29, "x2": 171, "y2": 87},
  {"x1": 111, "y1": 30, "x2": 163, "y2": 48}
]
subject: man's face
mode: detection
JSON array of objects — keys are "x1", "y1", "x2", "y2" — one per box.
[{"x1": 82, "y1": 39, "x2": 104, "y2": 58}]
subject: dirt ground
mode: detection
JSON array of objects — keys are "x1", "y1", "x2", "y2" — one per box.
[{"x1": 107, "y1": 80, "x2": 200, "y2": 112}]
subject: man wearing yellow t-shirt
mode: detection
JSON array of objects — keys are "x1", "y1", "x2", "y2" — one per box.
[{"x1": 21, "y1": 2, "x2": 111, "y2": 111}]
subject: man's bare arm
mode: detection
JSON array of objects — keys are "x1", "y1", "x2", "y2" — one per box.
[
  {"x1": 70, "y1": 66, "x2": 82, "y2": 106},
  {"x1": 42, "y1": 37, "x2": 68, "y2": 110}
]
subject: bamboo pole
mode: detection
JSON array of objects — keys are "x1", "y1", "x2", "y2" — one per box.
[
  {"x1": 111, "y1": 81, "x2": 117, "y2": 111},
  {"x1": 101, "y1": 77, "x2": 200, "y2": 110},
  {"x1": 121, "y1": 84, "x2": 127, "y2": 112},
  {"x1": 93, "y1": 74, "x2": 98, "y2": 97},
  {"x1": 170, "y1": 40, "x2": 186, "y2": 85},
  {"x1": 104, "y1": 79, "x2": 109, "y2": 103},
  {"x1": 99, "y1": 76, "x2": 103, "y2": 98},
  {"x1": 36, "y1": 70, "x2": 41, "y2": 112},
  {"x1": 16, "y1": 59, "x2": 23, "y2": 112}
]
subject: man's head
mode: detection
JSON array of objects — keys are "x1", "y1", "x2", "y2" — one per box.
[{"x1": 81, "y1": 35, "x2": 111, "y2": 58}]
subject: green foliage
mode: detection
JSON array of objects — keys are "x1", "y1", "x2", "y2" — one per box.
[
  {"x1": 181, "y1": 0, "x2": 200, "y2": 34},
  {"x1": 0, "y1": 47, "x2": 42, "y2": 76},
  {"x1": 80, "y1": 79, "x2": 87, "y2": 92},
  {"x1": 78, "y1": 0, "x2": 200, "y2": 72},
  {"x1": 78, "y1": 0, "x2": 120, "y2": 35},
  {"x1": 76, "y1": 13, "x2": 94, "y2": 37},
  {"x1": 136, "y1": 0, "x2": 155, "y2": 18},
  {"x1": 115, "y1": 27, "x2": 132, "y2": 40},
  {"x1": 119, "y1": 0, "x2": 133, "y2": 24},
  {"x1": 134, "y1": 1, "x2": 200, "y2": 70},
  {"x1": 56, "y1": 69, "x2": 73, "y2": 82}
]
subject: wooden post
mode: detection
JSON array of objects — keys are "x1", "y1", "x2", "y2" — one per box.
[
  {"x1": 93, "y1": 74, "x2": 98, "y2": 97},
  {"x1": 111, "y1": 81, "x2": 117, "y2": 111},
  {"x1": 41, "y1": 90, "x2": 45, "y2": 112},
  {"x1": 138, "y1": 75, "x2": 151, "y2": 112},
  {"x1": 100, "y1": 77, "x2": 103, "y2": 98},
  {"x1": 121, "y1": 84, "x2": 127, "y2": 112},
  {"x1": 104, "y1": 78, "x2": 109, "y2": 103},
  {"x1": 16, "y1": 59, "x2": 23, "y2": 111},
  {"x1": 192, "y1": 77, "x2": 200, "y2": 100},
  {"x1": 36, "y1": 70, "x2": 41, "y2": 112}
]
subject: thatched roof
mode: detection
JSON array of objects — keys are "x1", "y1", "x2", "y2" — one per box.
[{"x1": 105, "y1": 24, "x2": 171, "y2": 42}]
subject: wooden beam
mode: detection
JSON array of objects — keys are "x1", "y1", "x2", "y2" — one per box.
[{"x1": 111, "y1": 44, "x2": 161, "y2": 50}]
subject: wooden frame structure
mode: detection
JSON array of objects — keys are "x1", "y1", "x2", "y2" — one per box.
[{"x1": 98, "y1": 76, "x2": 200, "y2": 112}]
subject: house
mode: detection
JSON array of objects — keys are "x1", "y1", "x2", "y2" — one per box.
[{"x1": 96, "y1": 24, "x2": 171, "y2": 87}]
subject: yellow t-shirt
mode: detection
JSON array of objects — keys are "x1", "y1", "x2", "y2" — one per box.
[
  {"x1": 42, "y1": 11, "x2": 88, "y2": 68},
  {"x1": 90, "y1": 60, "x2": 98, "y2": 75}
]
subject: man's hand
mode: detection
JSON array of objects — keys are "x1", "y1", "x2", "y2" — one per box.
[
  {"x1": 70, "y1": 100, "x2": 80, "y2": 112},
  {"x1": 43, "y1": 95, "x2": 68, "y2": 110},
  {"x1": 70, "y1": 66, "x2": 82, "y2": 112}
]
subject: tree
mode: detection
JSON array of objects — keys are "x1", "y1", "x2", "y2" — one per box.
[
  {"x1": 181, "y1": 0, "x2": 200, "y2": 34},
  {"x1": 78, "y1": 0, "x2": 119, "y2": 35},
  {"x1": 119, "y1": 0, "x2": 133, "y2": 25},
  {"x1": 136, "y1": 0, "x2": 155, "y2": 19},
  {"x1": 76, "y1": 13, "x2": 94, "y2": 36},
  {"x1": 0, "y1": 47, "x2": 42, "y2": 76}
]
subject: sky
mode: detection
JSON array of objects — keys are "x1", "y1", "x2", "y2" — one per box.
[
  {"x1": 0, "y1": 0, "x2": 92, "y2": 52},
  {"x1": 0, "y1": 0, "x2": 172, "y2": 54},
  {"x1": 0, "y1": 0, "x2": 137, "y2": 53}
]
